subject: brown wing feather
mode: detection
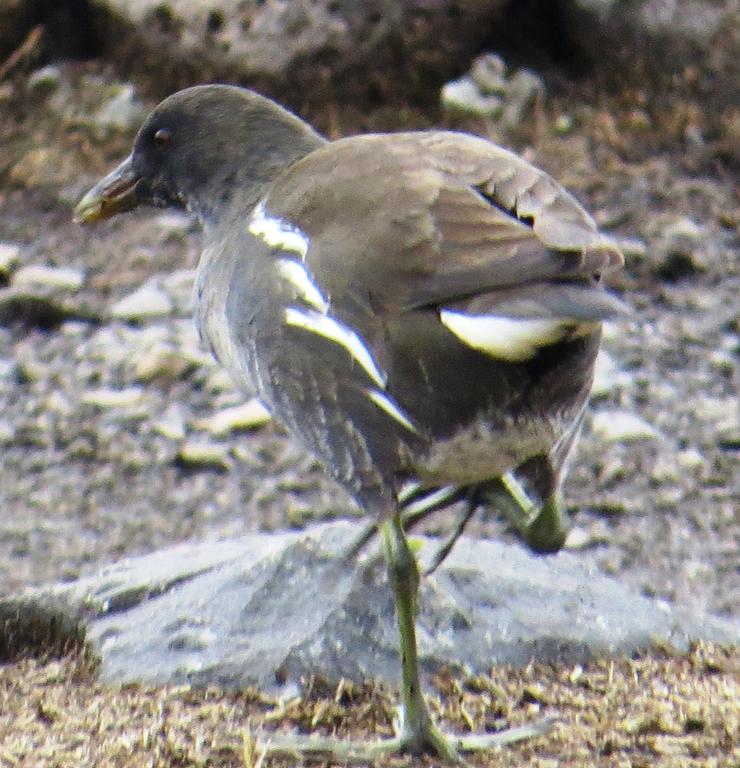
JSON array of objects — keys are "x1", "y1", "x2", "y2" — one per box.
[{"x1": 266, "y1": 131, "x2": 624, "y2": 320}]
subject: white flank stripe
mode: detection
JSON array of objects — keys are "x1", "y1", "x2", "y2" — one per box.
[
  {"x1": 284, "y1": 307, "x2": 386, "y2": 388},
  {"x1": 367, "y1": 388, "x2": 419, "y2": 434},
  {"x1": 277, "y1": 259, "x2": 328, "y2": 312},
  {"x1": 440, "y1": 310, "x2": 567, "y2": 362},
  {"x1": 248, "y1": 201, "x2": 309, "y2": 258}
]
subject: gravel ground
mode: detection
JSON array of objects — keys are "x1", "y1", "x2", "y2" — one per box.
[
  {"x1": 0, "y1": 63, "x2": 737, "y2": 623},
  {"x1": 0, "y1": 643, "x2": 737, "y2": 768}
]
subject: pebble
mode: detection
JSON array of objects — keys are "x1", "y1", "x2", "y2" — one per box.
[
  {"x1": 111, "y1": 281, "x2": 173, "y2": 321},
  {"x1": 93, "y1": 84, "x2": 147, "y2": 132},
  {"x1": 0, "y1": 420, "x2": 15, "y2": 444},
  {"x1": 470, "y1": 53, "x2": 507, "y2": 94},
  {"x1": 12, "y1": 264, "x2": 85, "y2": 291},
  {"x1": 156, "y1": 212, "x2": 191, "y2": 238},
  {"x1": 0, "y1": 243, "x2": 20, "y2": 277},
  {"x1": 177, "y1": 440, "x2": 231, "y2": 471},
  {"x1": 441, "y1": 53, "x2": 543, "y2": 130},
  {"x1": 656, "y1": 216, "x2": 708, "y2": 280},
  {"x1": 441, "y1": 77, "x2": 503, "y2": 117},
  {"x1": 162, "y1": 269, "x2": 196, "y2": 314},
  {"x1": 130, "y1": 340, "x2": 193, "y2": 383},
  {"x1": 153, "y1": 406, "x2": 187, "y2": 441},
  {"x1": 196, "y1": 399, "x2": 271, "y2": 437},
  {"x1": 0, "y1": 358, "x2": 16, "y2": 380},
  {"x1": 650, "y1": 456, "x2": 680, "y2": 484},
  {"x1": 27, "y1": 65, "x2": 62, "y2": 94},
  {"x1": 676, "y1": 448, "x2": 704, "y2": 470},
  {"x1": 81, "y1": 387, "x2": 145, "y2": 409},
  {"x1": 203, "y1": 368, "x2": 238, "y2": 394},
  {"x1": 591, "y1": 410, "x2": 660, "y2": 442},
  {"x1": 590, "y1": 349, "x2": 630, "y2": 399}
]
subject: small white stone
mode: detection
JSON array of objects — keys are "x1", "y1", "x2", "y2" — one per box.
[
  {"x1": 0, "y1": 243, "x2": 20, "y2": 276},
  {"x1": 204, "y1": 368, "x2": 239, "y2": 394},
  {"x1": 590, "y1": 350, "x2": 621, "y2": 398},
  {"x1": 591, "y1": 410, "x2": 659, "y2": 442},
  {"x1": 676, "y1": 448, "x2": 704, "y2": 470},
  {"x1": 112, "y1": 281, "x2": 173, "y2": 321},
  {"x1": 81, "y1": 387, "x2": 144, "y2": 408},
  {"x1": 46, "y1": 390, "x2": 73, "y2": 416},
  {"x1": 0, "y1": 420, "x2": 15, "y2": 444},
  {"x1": 178, "y1": 440, "x2": 231, "y2": 470},
  {"x1": 650, "y1": 456, "x2": 680, "y2": 484},
  {"x1": 156, "y1": 212, "x2": 191, "y2": 236},
  {"x1": 153, "y1": 406, "x2": 187, "y2": 441},
  {"x1": 131, "y1": 341, "x2": 193, "y2": 383},
  {"x1": 12, "y1": 264, "x2": 85, "y2": 291},
  {"x1": 441, "y1": 77, "x2": 504, "y2": 117},
  {"x1": 197, "y1": 399, "x2": 271, "y2": 437},
  {"x1": 0, "y1": 358, "x2": 16, "y2": 380}
]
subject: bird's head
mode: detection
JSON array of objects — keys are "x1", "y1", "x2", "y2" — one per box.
[{"x1": 74, "y1": 84, "x2": 324, "y2": 226}]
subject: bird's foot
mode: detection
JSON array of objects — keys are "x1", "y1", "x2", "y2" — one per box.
[{"x1": 248, "y1": 716, "x2": 554, "y2": 765}]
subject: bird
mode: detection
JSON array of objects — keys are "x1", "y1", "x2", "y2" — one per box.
[{"x1": 74, "y1": 84, "x2": 626, "y2": 763}]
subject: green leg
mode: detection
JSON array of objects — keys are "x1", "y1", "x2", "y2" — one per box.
[
  {"x1": 380, "y1": 515, "x2": 461, "y2": 761},
  {"x1": 253, "y1": 512, "x2": 554, "y2": 764}
]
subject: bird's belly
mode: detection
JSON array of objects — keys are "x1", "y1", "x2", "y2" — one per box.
[{"x1": 410, "y1": 415, "x2": 561, "y2": 486}]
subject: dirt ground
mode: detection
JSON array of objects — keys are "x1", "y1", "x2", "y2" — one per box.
[
  {"x1": 0, "y1": 644, "x2": 737, "y2": 767},
  {"x1": 0, "y1": 48, "x2": 737, "y2": 768}
]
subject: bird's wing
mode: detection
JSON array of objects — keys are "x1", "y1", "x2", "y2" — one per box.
[{"x1": 264, "y1": 130, "x2": 625, "y2": 326}]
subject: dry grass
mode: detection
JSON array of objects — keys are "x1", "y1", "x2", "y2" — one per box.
[{"x1": 0, "y1": 643, "x2": 736, "y2": 767}]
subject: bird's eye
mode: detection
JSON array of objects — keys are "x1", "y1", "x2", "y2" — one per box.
[{"x1": 154, "y1": 128, "x2": 172, "y2": 148}]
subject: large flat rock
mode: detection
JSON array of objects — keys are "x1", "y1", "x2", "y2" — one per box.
[{"x1": 2, "y1": 522, "x2": 736, "y2": 694}]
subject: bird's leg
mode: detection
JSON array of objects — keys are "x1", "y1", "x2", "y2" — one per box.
[
  {"x1": 380, "y1": 514, "x2": 461, "y2": 761},
  {"x1": 423, "y1": 496, "x2": 479, "y2": 575},
  {"x1": 486, "y1": 475, "x2": 568, "y2": 554},
  {"x1": 343, "y1": 485, "x2": 468, "y2": 564},
  {"x1": 255, "y1": 512, "x2": 553, "y2": 765}
]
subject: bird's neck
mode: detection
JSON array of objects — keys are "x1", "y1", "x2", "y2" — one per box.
[{"x1": 191, "y1": 126, "x2": 327, "y2": 229}]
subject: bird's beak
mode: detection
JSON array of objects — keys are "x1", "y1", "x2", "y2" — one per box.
[{"x1": 73, "y1": 155, "x2": 141, "y2": 224}]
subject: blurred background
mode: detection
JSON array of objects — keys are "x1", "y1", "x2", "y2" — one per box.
[{"x1": 0, "y1": 0, "x2": 737, "y2": 618}]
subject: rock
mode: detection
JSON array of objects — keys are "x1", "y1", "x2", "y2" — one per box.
[
  {"x1": 156, "y1": 212, "x2": 191, "y2": 238},
  {"x1": 111, "y1": 281, "x2": 173, "y2": 321},
  {"x1": 676, "y1": 448, "x2": 704, "y2": 470},
  {"x1": 81, "y1": 387, "x2": 145, "y2": 409},
  {"x1": 45, "y1": 73, "x2": 145, "y2": 138},
  {"x1": 11, "y1": 265, "x2": 85, "y2": 291},
  {"x1": 590, "y1": 349, "x2": 631, "y2": 400},
  {"x1": 79, "y1": 0, "x2": 509, "y2": 104},
  {"x1": 196, "y1": 399, "x2": 271, "y2": 437},
  {"x1": 656, "y1": 217, "x2": 708, "y2": 281},
  {"x1": 717, "y1": 427, "x2": 740, "y2": 452},
  {"x1": 27, "y1": 65, "x2": 62, "y2": 94},
  {"x1": 0, "y1": 358, "x2": 16, "y2": 380},
  {"x1": 0, "y1": 420, "x2": 14, "y2": 444},
  {"x1": 152, "y1": 406, "x2": 187, "y2": 441},
  {"x1": 130, "y1": 340, "x2": 194, "y2": 383},
  {"x1": 0, "y1": 243, "x2": 20, "y2": 278},
  {"x1": 441, "y1": 53, "x2": 544, "y2": 131},
  {"x1": 441, "y1": 77, "x2": 503, "y2": 118},
  {"x1": 8, "y1": 147, "x2": 81, "y2": 190},
  {"x1": 0, "y1": 287, "x2": 91, "y2": 329},
  {"x1": 162, "y1": 268, "x2": 196, "y2": 314},
  {"x1": 92, "y1": 83, "x2": 146, "y2": 132},
  {"x1": 177, "y1": 440, "x2": 231, "y2": 471},
  {"x1": 8, "y1": 523, "x2": 737, "y2": 691},
  {"x1": 567, "y1": 1, "x2": 737, "y2": 105},
  {"x1": 470, "y1": 53, "x2": 507, "y2": 94},
  {"x1": 591, "y1": 410, "x2": 660, "y2": 442}
]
